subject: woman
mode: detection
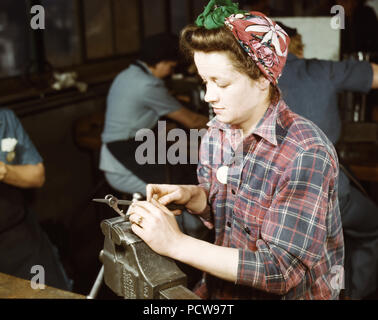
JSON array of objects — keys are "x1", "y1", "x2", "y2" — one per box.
[{"x1": 128, "y1": 0, "x2": 344, "y2": 300}]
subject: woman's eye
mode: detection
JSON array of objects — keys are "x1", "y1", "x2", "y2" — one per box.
[{"x1": 217, "y1": 83, "x2": 229, "y2": 88}]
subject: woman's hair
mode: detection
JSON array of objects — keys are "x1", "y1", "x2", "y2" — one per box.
[
  {"x1": 140, "y1": 33, "x2": 179, "y2": 67},
  {"x1": 288, "y1": 34, "x2": 304, "y2": 58},
  {"x1": 180, "y1": 24, "x2": 278, "y2": 102}
]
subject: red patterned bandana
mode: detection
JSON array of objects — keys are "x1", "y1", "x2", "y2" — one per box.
[{"x1": 225, "y1": 11, "x2": 290, "y2": 85}]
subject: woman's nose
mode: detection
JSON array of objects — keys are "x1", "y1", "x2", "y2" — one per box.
[{"x1": 204, "y1": 84, "x2": 218, "y2": 104}]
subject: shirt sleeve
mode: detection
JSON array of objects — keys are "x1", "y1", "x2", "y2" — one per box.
[
  {"x1": 197, "y1": 130, "x2": 212, "y2": 193},
  {"x1": 143, "y1": 80, "x2": 183, "y2": 117},
  {"x1": 310, "y1": 59, "x2": 373, "y2": 93},
  {"x1": 236, "y1": 146, "x2": 339, "y2": 295},
  {"x1": 7, "y1": 109, "x2": 43, "y2": 165}
]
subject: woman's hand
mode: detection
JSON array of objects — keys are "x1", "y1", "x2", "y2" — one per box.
[
  {"x1": 146, "y1": 184, "x2": 213, "y2": 229},
  {"x1": 146, "y1": 184, "x2": 208, "y2": 214},
  {"x1": 128, "y1": 198, "x2": 237, "y2": 283},
  {"x1": 128, "y1": 198, "x2": 184, "y2": 257}
]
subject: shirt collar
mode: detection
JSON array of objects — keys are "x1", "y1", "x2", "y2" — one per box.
[
  {"x1": 207, "y1": 100, "x2": 283, "y2": 147},
  {"x1": 252, "y1": 100, "x2": 281, "y2": 146},
  {"x1": 135, "y1": 60, "x2": 153, "y2": 75}
]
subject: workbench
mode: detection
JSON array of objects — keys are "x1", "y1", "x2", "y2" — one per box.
[{"x1": 0, "y1": 272, "x2": 85, "y2": 299}]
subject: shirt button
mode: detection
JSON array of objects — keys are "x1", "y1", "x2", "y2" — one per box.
[
  {"x1": 226, "y1": 221, "x2": 232, "y2": 228},
  {"x1": 244, "y1": 226, "x2": 251, "y2": 234},
  {"x1": 231, "y1": 189, "x2": 236, "y2": 195}
]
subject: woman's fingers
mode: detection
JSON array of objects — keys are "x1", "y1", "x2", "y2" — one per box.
[
  {"x1": 127, "y1": 199, "x2": 183, "y2": 257},
  {"x1": 130, "y1": 221, "x2": 144, "y2": 238},
  {"x1": 146, "y1": 184, "x2": 188, "y2": 206},
  {"x1": 129, "y1": 213, "x2": 144, "y2": 227},
  {"x1": 158, "y1": 190, "x2": 181, "y2": 206},
  {"x1": 132, "y1": 200, "x2": 172, "y2": 217},
  {"x1": 127, "y1": 201, "x2": 147, "y2": 217},
  {"x1": 128, "y1": 200, "x2": 175, "y2": 234},
  {"x1": 150, "y1": 197, "x2": 175, "y2": 216},
  {"x1": 128, "y1": 205, "x2": 146, "y2": 227},
  {"x1": 146, "y1": 184, "x2": 162, "y2": 202},
  {"x1": 146, "y1": 184, "x2": 175, "y2": 202},
  {"x1": 160, "y1": 188, "x2": 191, "y2": 206}
]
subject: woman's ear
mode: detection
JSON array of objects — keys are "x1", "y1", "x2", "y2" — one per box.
[{"x1": 256, "y1": 76, "x2": 270, "y2": 91}]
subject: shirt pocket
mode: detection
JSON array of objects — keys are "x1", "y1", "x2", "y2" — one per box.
[{"x1": 232, "y1": 199, "x2": 265, "y2": 250}]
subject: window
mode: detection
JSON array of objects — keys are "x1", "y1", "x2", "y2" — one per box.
[
  {"x1": 0, "y1": 0, "x2": 144, "y2": 86},
  {"x1": 41, "y1": 0, "x2": 81, "y2": 68},
  {"x1": 84, "y1": 0, "x2": 114, "y2": 60},
  {"x1": 0, "y1": 0, "x2": 229, "y2": 95},
  {"x1": 0, "y1": 0, "x2": 30, "y2": 78},
  {"x1": 83, "y1": 0, "x2": 141, "y2": 60},
  {"x1": 113, "y1": 0, "x2": 141, "y2": 55}
]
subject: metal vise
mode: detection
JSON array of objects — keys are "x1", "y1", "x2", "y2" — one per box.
[{"x1": 98, "y1": 215, "x2": 200, "y2": 299}]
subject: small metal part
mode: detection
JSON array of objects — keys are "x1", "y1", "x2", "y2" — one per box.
[
  {"x1": 132, "y1": 192, "x2": 143, "y2": 201},
  {"x1": 105, "y1": 194, "x2": 125, "y2": 217},
  {"x1": 93, "y1": 195, "x2": 186, "y2": 212},
  {"x1": 92, "y1": 198, "x2": 133, "y2": 206},
  {"x1": 125, "y1": 192, "x2": 143, "y2": 216},
  {"x1": 92, "y1": 195, "x2": 125, "y2": 217}
]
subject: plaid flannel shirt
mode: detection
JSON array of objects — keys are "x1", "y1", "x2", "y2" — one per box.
[{"x1": 194, "y1": 100, "x2": 344, "y2": 300}]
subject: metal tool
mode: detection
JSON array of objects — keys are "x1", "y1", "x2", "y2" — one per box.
[
  {"x1": 92, "y1": 194, "x2": 126, "y2": 217},
  {"x1": 87, "y1": 265, "x2": 104, "y2": 299},
  {"x1": 92, "y1": 194, "x2": 186, "y2": 214},
  {"x1": 89, "y1": 192, "x2": 200, "y2": 299},
  {"x1": 99, "y1": 215, "x2": 199, "y2": 299}
]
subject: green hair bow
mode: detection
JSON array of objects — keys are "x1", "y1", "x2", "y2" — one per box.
[{"x1": 195, "y1": 0, "x2": 246, "y2": 30}]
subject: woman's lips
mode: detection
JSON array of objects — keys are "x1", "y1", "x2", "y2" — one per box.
[{"x1": 212, "y1": 107, "x2": 224, "y2": 114}]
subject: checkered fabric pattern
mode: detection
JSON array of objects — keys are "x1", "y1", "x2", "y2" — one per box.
[{"x1": 194, "y1": 100, "x2": 344, "y2": 300}]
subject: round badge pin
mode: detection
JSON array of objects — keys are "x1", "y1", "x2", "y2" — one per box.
[{"x1": 216, "y1": 166, "x2": 228, "y2": 184}]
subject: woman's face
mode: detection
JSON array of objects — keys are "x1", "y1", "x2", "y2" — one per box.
[{"x1": 194, "y1": 51, "x2": 270, "y2": 134}]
